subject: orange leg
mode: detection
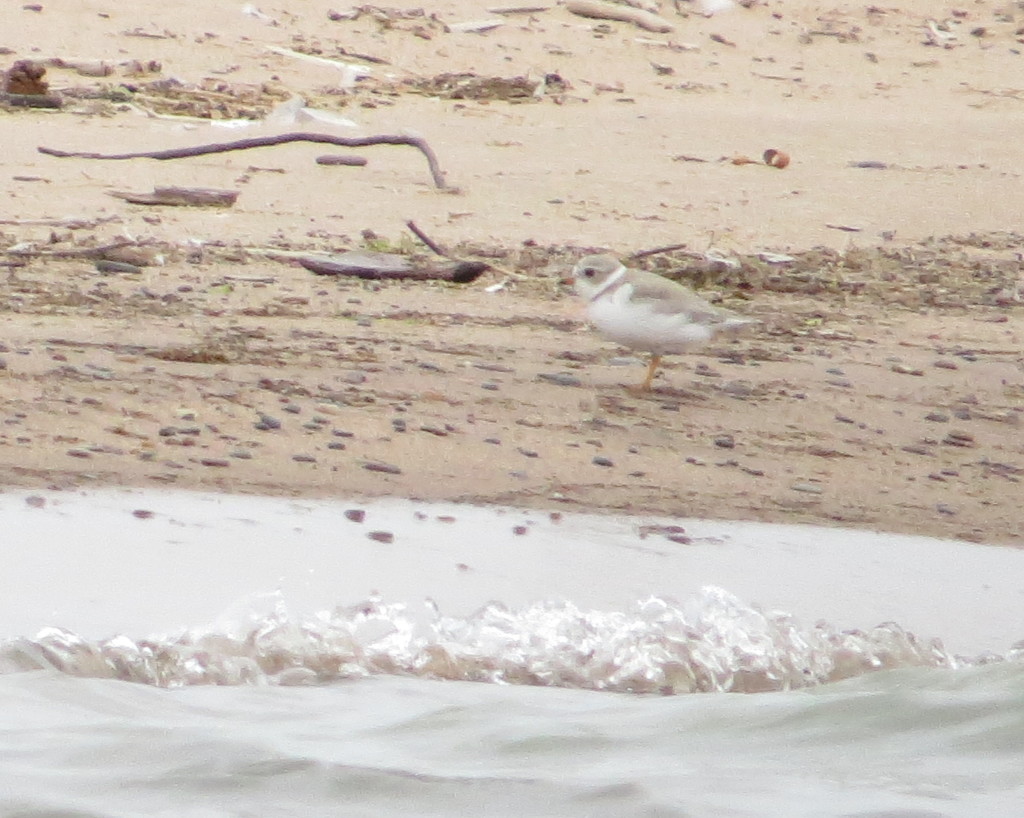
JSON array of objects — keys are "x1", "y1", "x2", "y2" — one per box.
[{"x1": 639, "y1": 354, "x2": 662, "y2": 391}]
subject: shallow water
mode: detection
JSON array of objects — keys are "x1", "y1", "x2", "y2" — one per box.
[{"x1": 1, "y1": 489, "x2": 1023, "y2": 816}]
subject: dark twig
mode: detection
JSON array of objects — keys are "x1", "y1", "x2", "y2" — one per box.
[
  {"x1": 38, "y1": 131, "x2": 449, "y2": 189},
  {"x1": 300, "y1": 254, "x2": 487, "y2": 283},
  {"x1": 630, "y1": 242, "x2": 690, "y2": 260},
  {"x1": 405, "y1": 220, "x2": 447, "y2": 256}
]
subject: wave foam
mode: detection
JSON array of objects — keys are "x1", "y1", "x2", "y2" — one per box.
[{"x1": 0, "y1": 587, "x2": 974, "y2": 693}]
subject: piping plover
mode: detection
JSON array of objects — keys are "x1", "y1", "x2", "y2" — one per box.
[{"x1": 570, "y1": 254, "x2": 756, "y2": 391}]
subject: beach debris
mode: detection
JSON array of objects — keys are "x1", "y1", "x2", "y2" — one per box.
[
  {"x1": 315, "y1": 154, "x2": 368, "y2": 166},
  {"x1": 487, "y1": 5, "x2": 551, "y2": 14},
  {"x1": 4, "y1": 59, "x2": 48, "y2": 94},
  {"x1": 763, "y1": 148, "x2": 790, "y2": 168},
  {"x1": 565, "y1": 0, "x2": 674, "y2": 32},
  {"x1": 241, "y1": 3, "x2": 279, "y2": 25},
  {"x1": 108, "y1": 186, "x2": 240, "y2": 208},
  {"x1": 38, "y1": 131, "x2": 450, "y2": 189},
  {"x1": 265, "y1": 45, "x2": 370, "y2": 92},
  {"x1": 403, "y1": 71, "x2": 569, "y2": 102},
  {"x1": 2, "y1": 58, "x2": 63, "y2": 108},
  {"x1": 923, "y1": 19, "x2": 958, "y2": 47},
  {"x1": 448, "y1": 19, "x2": 504, "y2": 33},
  {"x1": 299, "y1": 251, "x2": 489, "y2": 284}
]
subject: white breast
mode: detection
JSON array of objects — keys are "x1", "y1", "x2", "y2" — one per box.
[{"x1": 587, "y1": 282, "x2": 715, "y2": 354}]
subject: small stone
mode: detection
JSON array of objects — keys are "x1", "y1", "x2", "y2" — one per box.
[
  {"x1": 230, "y1": 449, "x2": 253, "y2": 460},
  {"x1": 200, "y1": 458, "x2": 230, "y2": 467},
  {"x1": 66, "y1": 448, "x2": 91, "y2": 458},
  {"x1": 391, "y1": 418, "x2": 407, "y2": 432},
  {"x1": 901, "y1": 444, "x2": 933, "y2": 456},
  {"x1": 484, "y1": 437, "x2": 501, "y2": 445},
  {"x1": 132, "y1": 509, "x2": 154, "y2": 519},
  {"x1": 942, "y1": 431, "x2": 975, "y2": 447},
  {"x1": 364, "y1": 461, "x2": 402, "y2": 475},
  {"x1": 481, "y1": 382, "x2": 500, "y2": 391},
  {"x1": 283, "y1": 404, "x2": 301, "y2": 415},
  {"x1": 25, "y1": 495, "x2": 45, "y2": 508},
  {"x1": 256, "y1": 413, "x2": 281, "y2": 430},
  {"x1": 512, "y1": 525, "x2": 528, "y2": 535},
  {"x1": 158, "y1": 426, "x2": 178, "y2": 437},
  {"x1": 935, "y1": 503, "x2": 957, "y2": 516},
  {"x1": 292, "y1": 454, "x2": 316, "y2": 463},
  {"x1": 419, "y1": 425, "x2": 448, "y2": 436},
  {"x1": 367, "y1": 530, "x2": 394, "y2": 543},
  {"x1": 790, "y1": 482, "x2": 823, "y2": 494},
  {"x1": 327, "y1": 441, "x2": 346, "y2": 450},
  {"x1": 924, "y1": 412, "x2": 949, "y2": 423},
  {"x1": 537, "y1": 372, "x2": 582, "y2": 387},
  {"x1": 592, "y1": 456, "x2": 614, "y2": 467},
  {"x1": 835, "y1": 414, "x2": 856, "y2": 424},
  {"x1": 344, "y1": 509, "x2": 366, "y2": 523},
  {"x1": 891, "y1": 363, "x2": 924, "y2": 376},
  {"x1": 517, "y1": 447, "x2": 539, "y2": 458},
  {"x1": 332, "y1": 429, "x2": 354, "y2": 438},
  {"x1": 933, "y1": 359, "x2": 958, "y2": 371},
  {"x1": 713, "y1": 434, "x2": 736, "y2": 449}
]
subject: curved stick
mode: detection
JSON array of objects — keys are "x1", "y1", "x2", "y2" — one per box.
[{"x1": 38, "y1": 131, "x2": 449, "y2": 189}]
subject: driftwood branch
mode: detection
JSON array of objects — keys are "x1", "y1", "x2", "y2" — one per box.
[
  {"x1": 405, "y1": 220, "x2": 447, "y2": 256},
  {"x1": 38, "y1": 132, "x2": 449, "y2": 189},
  {"x1": 299, "y1": 251, "x2": 487, "y2": 284}
]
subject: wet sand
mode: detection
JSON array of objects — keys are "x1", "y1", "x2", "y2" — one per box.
[{"x1": 2, "y1": 488, "x2": 1021, "y2": 655}]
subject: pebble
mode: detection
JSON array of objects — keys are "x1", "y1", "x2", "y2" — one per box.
[
  {"x1": 933, "y1": 359, "x2": 958, "y2": 370},
  {"x1": 790, "y1": 482, "x2": 823, "y2": 494},
  {"x1": 66, "y1": 448, "x2": 91, "y2": 458},
  {"x1": 283, "y1": 404, "x2": 301, "y2": 415},
  {"x1": 344, "y1": 509, "x2": 366, "y2": 523},
  {"x1": 367, "y1": 530, "x2": 394, "y2": 543},
  {"x1": 419, "y1": 425, "x2": 449, "y2": 436},
  {"x1": 517, "y1": 447, "x2": 539, "y2": 458},
  {"x1": 924, "y1": 411, "x2": 949, "y2": 423},
  {"x1": 200, "y1": 458, "x2": 230, "y2": 468},
  {"x1": 364, "y1": 461, "x2": 402, "y2": 475},
  {"x1": 333, "y1": 429, "x2": 354, "y2": 438},
  {"x1": 391, "y1": 418, "x2": 407, "y2": 432},
  {"x1": 230, "y1": 449, "x2": 253, "y2": 459},
  {"x1": 901, "y1": 444, "x2": 933, "y2": 456},
  {"x1": 327, "y1": 441, "x2": 346, "y2": 450},
  {"x1": 721, "y1": 380, "x2": 753, "y2": 397},
  {"x1": 891, "y1": 363, "x2": 924, "y2": 376},
  {"x1": 255, "y1": 413, "x2": 281, "y2": 431},
  {"x1": 713, "y1": 434, "x2": 735, "y2": 449},
  {"x1": 537, "y1": 372, "x2": 582, "y2": 387},
  {"x1": 484, "y1": 437, "x2": 502, "y2": 445},
  {"x1": 942, "y1": 430, "x2": 975, "y2": 448},
  {"x1": 292, "y1": 454, "x2": 316, "y2": 463},
  {"x1": 25, "y1": 495, "x2": 45, "y2": 508},
  {"x1": 481, "y1": 382, "x2": 500, "y2": 391},
  {"x1": 132, "y1": 509, "x2": 155, "y2": 519},
  {"x1": 592, "y1": 456, "x2": 614, "y2": 467},
  {"x1": 512, "y1": 525, "x2": 528, "y2": 536}
]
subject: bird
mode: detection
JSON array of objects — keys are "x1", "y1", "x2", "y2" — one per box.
[{"x1": 569, "y1": 253, "x2": 756, "y2": 391}]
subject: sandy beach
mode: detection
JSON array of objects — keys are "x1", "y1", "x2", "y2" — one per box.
[{"x1": 1, "y1": 0, "x2": 1022, "y2": 544}]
